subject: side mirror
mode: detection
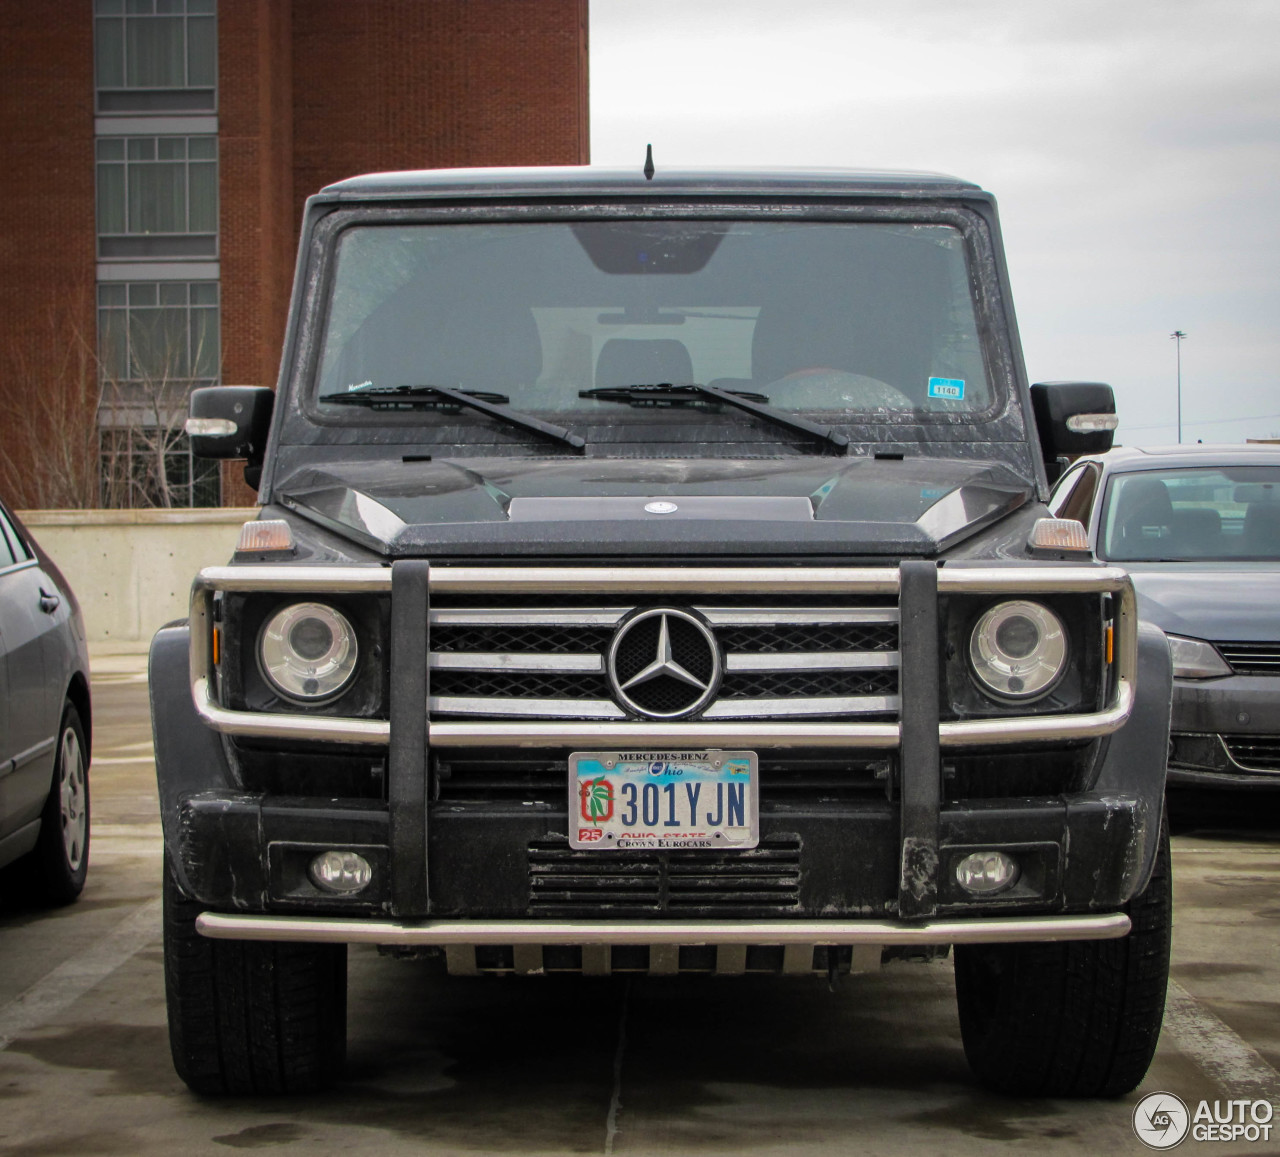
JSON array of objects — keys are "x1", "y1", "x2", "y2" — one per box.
[
  {"x1": 186, "y1": 387, "x2": 275, "y2": 487},
  {"x1": 1030, "y1": 381, "x2": 1118, "y2": 476}
]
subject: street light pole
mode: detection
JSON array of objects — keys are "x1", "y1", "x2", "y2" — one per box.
[{"x1": 1170, "y1": 330, "x2": 1187, "y2": 443}]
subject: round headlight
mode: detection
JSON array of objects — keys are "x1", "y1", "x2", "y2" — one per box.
[
  {"x1": 968, "y1": 600, "x2": 1067, "y2": 701},
  {"x1": 259, "y1": 601, "x2": 358, "y2": 703}
]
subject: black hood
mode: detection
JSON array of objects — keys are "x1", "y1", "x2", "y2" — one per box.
[{"x1": 273, "y1": 454, "x2": 1031, "y2": 559}]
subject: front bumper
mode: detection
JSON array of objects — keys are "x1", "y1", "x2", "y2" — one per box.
[
  {"x1": 151, "y1": 561, "x2": 1172, "y2": 943},
  {"x1": 1168, "y1": 675, "x2": 1280, "y2": 787},
  {"x1": 197, "y1": 909, "x2": 1131, "y2": 946}
]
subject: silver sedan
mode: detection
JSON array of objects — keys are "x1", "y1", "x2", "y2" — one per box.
[{"x1": 0, "y1": 498, "x2": 92, "y2": 901}]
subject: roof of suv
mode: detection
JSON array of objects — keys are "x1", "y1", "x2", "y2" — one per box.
[{"x1": 318, "y1": 165, "x2": 988, "y2": 203}]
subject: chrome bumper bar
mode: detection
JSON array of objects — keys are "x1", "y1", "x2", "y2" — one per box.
[
  {"x1": 188, "y1": 563, "x2": 1137, "y2": 749},
  {"x1": 196, "y1": 910, "x2": 1131, "y2": 946}
]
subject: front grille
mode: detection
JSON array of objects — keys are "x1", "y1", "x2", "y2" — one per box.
[
  {"x1": 720, "y1": 669, "x2": 898, "y2": 700},
  {"x1": 432, "y1": 671, "x2": 610, "y2": 700},
  {"x1": 428, "y1": 597, "x2": 900, "y2": 720},
  {"x1": 433, "y1": 626, "x2": 613, "y2": 654},
  {"x1": 1217, "y1": 642, "x2": 1280, "y2": 676},
  {"x1": 1223, "y1": 735, "x2": 1280, "y2": 771},
  {"x1": 528, "y1": 834, "x2": 802, "y2": 916},
  {"x1": 716, "y1": 622, "x2": 898, "y2": 653}
]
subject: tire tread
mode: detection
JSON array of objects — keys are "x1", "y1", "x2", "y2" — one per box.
[
  {"x1": 955, "y1": 817, "x2": 1172, "y2": 1097},
  {"x1": 163, "y1": 868, "x2": 346, "y2": 1094}
]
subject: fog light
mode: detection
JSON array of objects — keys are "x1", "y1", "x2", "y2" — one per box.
[
  {"x1": 955, "y1": 850, "x2": 1020, "y2": 895},
  {"x1": 309, "y1": 850, "x2": 373, "y2": 894}
]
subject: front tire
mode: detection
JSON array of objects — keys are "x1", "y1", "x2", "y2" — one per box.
[
  {"x1": 27, "y1": 702, "x2": 90, "y2": 905},
  {"x1": 163, "y1": 867, "x2": 347, "y2": 1094},
  {"x1": 954, "y1": 817, "x2": 1172, "y2": 1097}
]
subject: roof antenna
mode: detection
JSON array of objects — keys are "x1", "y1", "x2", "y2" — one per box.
[{"x1": 643, "y1": 143, "x2": 655, "y2": 181}]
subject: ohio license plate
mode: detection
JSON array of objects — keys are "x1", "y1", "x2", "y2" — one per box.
[{"x1": 568, "y1": 750, "x2": 759, "y2": 851}]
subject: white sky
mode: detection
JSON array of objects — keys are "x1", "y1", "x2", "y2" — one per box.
[{"x1": 589, "y1": 0, "x2": 1280, "y2": 445}]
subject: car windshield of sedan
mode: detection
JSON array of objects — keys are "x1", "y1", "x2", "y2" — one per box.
[
  {"x1": 311, "y1": 220, "x2": 995, "y2": 424},
  {"x1": 1102, "y1": 466, "x2": 1280, "y2": 561}
]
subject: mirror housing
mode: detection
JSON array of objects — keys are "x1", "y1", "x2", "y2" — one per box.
[
  {"x1": 1030, "y1": 381, "x2": 1117, "y2": 478},
  {"x1": 186, "y1": 387, "x2": 275, "y2": 487}
]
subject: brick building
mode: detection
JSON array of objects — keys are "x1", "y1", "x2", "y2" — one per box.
[{"x1": 0, "y1": 0, "x2": 589, "y2": 508}]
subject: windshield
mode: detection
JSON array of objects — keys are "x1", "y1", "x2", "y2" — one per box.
[
  {"x1": 312, "y1": 220, "x2": 994, "y2": 427},
  {"x1": 1101, "y1": 466, "x2": 1280, "y2": 561}
]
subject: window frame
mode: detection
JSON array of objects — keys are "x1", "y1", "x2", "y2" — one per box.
[
  {"x1": 95, "y1": 134, "x2": 219, "y2": 260},
  {"x1": 93, "y1": 0, "x2": 218, "y2": 115},
  {"x1": 1047, "y1": 461, "x2": 1101, "y2": 530},
  {"x1": 297, "y1": 205, "x2": 1013, "y2": 437},
  {"x1": 97, "y1": 279, "x2": 221, "y2": 389},
  {"x1": 98, "y1": 426, "x2": 222, "y2": 509},
  {"x1": 0, "y1": 504, "x2": 33, "y2": 571}
]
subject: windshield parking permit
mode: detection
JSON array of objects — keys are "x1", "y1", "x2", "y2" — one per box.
[{"x1": 928, "y1": 376, "x2": 966, "y2": 400}]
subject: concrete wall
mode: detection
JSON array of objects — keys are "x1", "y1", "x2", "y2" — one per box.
[{"x1": 17, "y1": 508, "x2": 257, "y2": 651}]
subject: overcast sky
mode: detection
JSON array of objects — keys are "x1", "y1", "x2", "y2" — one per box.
[{"x1": 589, "y1": 0, "x2": 1280, "y2": 445}]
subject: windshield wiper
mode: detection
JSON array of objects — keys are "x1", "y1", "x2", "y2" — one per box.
[
  {"x1": 580, "y1": 383, "x2": 849, "y2": 455},
  {"x1": 319, "y1": 384, "x2": 585, "y2": 453}
]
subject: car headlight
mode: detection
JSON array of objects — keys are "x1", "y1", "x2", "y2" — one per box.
[
  {"x1": 1167, "y1": 634, "x2": 1232, "y2": 679},
  {"x1": 968, "y1": 600, "x2": 1068, "y2": 701},
  {"x1": 259, "y1": 601, "x2": 359, "y2": 703}
]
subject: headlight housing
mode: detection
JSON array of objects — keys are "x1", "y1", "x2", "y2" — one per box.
[
  {"x1": 1167, "y1": 634, "x2": 1232, "y2": 679},
  {"x1": 258, "y1": 601, "x2": 359, "y2": 703},
  {"x1": 968, "y1": 600, "x2": 1068, "y2": 701}
]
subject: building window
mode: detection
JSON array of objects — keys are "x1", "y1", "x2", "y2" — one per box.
[
  {"x1": 94, "y1": 0, "x2": 217, "y2": 114},
  {"x1": 99, "y1": 428, "x2": 221, "y2": 508},
  {"x1": 96, "y1": 136, "x2": 218, "y2": 259},
  {"x1": 98, "y1": 281, "x2": 219, "y2": 385},
  {"x1": 97, "y1": 281, "x2": 220, "y2": 507}
]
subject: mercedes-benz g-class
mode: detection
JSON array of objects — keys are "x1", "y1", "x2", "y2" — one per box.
[{"x1": 152, "y1": 166, "x2": 1173, "y2": 1098}]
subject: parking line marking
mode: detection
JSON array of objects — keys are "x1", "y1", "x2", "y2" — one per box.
[
  {"x1": 604, "y1": 978, "x2": 631, "y2": 1155},
  {"x1": 91, "y1": 756, "x2": 157, "y2": 765},
  {"x1": 1164, "y1": 978, "x2": 1280, "y2": 1100},
  {"x1": 0, "y1": 897, "x2": 162, "y2": 1052}
]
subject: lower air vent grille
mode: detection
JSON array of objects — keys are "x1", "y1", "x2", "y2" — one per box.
[
  {"x1": 1223, "y1": 735, "x2": 1280, "y2": 771},
  {"x1": 528, "y1": 834, "x2": 803, "y2": 917}
]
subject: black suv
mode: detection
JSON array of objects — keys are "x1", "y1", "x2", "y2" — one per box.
[{"x1": 152, "y1": 166, "x2": 1173, "y2": 1098}]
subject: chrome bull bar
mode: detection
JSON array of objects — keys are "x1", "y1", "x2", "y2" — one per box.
[
  {"x1": 197, "y1": 911, "x2": 1133, "y2": 953},
  {"x1": 188, "y1": 563, "x2": 1137, "y2": 748}
]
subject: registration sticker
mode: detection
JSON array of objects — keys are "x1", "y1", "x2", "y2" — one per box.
[
  {"x1": 568, "y1": 750, "x2": 759, "y2": 850},
  {"x1": 927, "y1": 376, "x2": 966, "y2": 400}
]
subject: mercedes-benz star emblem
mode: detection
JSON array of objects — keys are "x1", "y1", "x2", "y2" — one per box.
[
  {"x1": 644, "y1": 501, "x2": 678, "y2": 514},
  {"x1": 607, "y1": 609, "x2": 720, "y2": 719}
]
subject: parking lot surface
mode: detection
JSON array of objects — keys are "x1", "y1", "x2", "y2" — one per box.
[{"x1": 1, "y1": 656, "x2": 1278, "y2": 1155}]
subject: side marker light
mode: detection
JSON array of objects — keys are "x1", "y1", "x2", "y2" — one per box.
[
  {"x1": 1028, "y1": 518, "x2": 1090, "y2": 552},
  {"x1": 237, "y1": 519, "x2": 295, "y2": 553}
]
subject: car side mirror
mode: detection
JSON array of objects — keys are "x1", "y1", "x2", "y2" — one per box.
[
  {"x1": 1030, "y1": 382, "x2": 1118, "y2": 482},
  {"x1": 186, "y1": 387, "x2": 275, "y2": 488}
]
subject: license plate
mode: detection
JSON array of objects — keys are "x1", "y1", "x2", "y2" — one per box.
[{"x1": 568, "y1": 750, "x2": 759, "y2": 850}]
